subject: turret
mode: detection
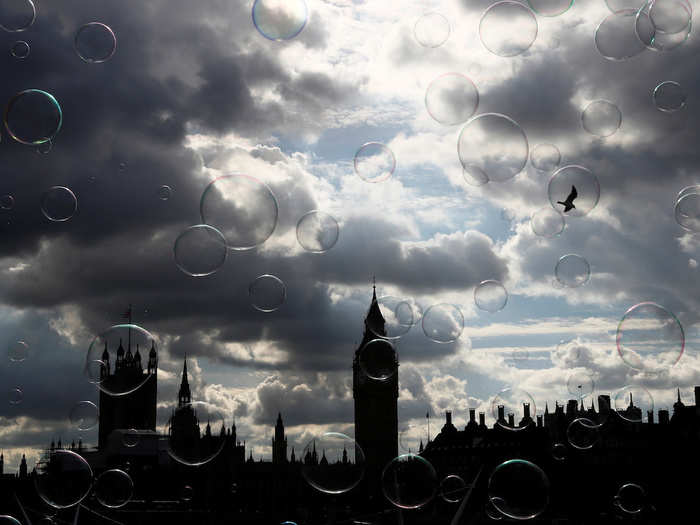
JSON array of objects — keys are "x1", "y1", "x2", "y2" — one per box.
[
  {"x1": 134, "y1": 344, "x2": 142, "y2": 370},
  {"x1": 101, "y1": 342, "x2": 110, "y2": 378},
  {"x1": 147, "y1": 340, "x2": 157, "y2": 374}
]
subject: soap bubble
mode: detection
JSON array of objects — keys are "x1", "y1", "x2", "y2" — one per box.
[
  {"x1": 474, "y1": 280, "x2": 508, "y2": 313},
  {"x1": 157, "y1": 185, "x2": 172, "y2": 201},
  {"x1": 458, "y1": 113, "x2": 528, "y2": 183},
  {"x1": 488, "y1": 460, "x2": 549, "y2": 520},
  {"x1": 167, "y1": 401, "x2": 227, "y2": 466},
  {"x1": 94, "y1": 469, "x2": 133, "y2": 508},
  {"x1": 74, "y1": 22, "x2": 116, "y2": 63},
  {"x1": 0, "y1": 0, "x2": 36, "y2": 32},
  {"x1": 422, "y1": 304, "x2": 464, "y2": 343},
  {"x1": 566, "y1": 370, "x2": 595, "y2": 398},
  {"x1": 200, "y1": 174, "x2": 278, "y2": 250},
  {"x1": 425, "y1": 73, "x2": 479, "y2": 126},
  {"x1": 582, "y1": 100, "x2": 622, "y2": 137},
  {"x1": 358, "y1": 339, "x2": 397, "y2": 381},
  {"x1": 616, "y1": 483, "x2": 646, "y2": 514},
  {"x1": 354, "y1": 142, "x2": 396, "y2": 183},
  {"x1": 0, "y1": 194, "x2": 14, "y2": 210},
  {"x1": 296, "y1": 210, "x2": 339, "y2": 253},
  {"x1": 653, "y1": 81, "x2": 686, "y2": 112},
  {"x1": 555, "y1": 254, "x2": 591, "y2": 287},
  {"x1": 368, "y1": 295, "x2": 414, "y2": 340},
  {"x1": 635, "y1": 1, "x2": 691, "y2": 51},
  {"x1": 8, "y1": 340, "x2": 27, "y2": 361},
  {"x1": 249, "y1": 274, "x2": 286, "y2": 312},
  {"x1": 301, "y1": 432, "x2": 365, "y2": 494},
  {"x1": 8, "y1": 387, "x2": 22, "y2": 405},
  {"x1": 69, "y1": 401, "x2": 99, "y2": 431},
  {"x1": 35, "y1": 450, "x2": 93, "y2": 509},
  {"x1": 491, "y1": 387, "x2": 536, "y2": 431},
  {"x1": 567, "y1": 417, "x2": 600, "y2": 449},
  {"x1": 399, "y1": 422, "x2": 428, "y2": 454},
  {"x1": 548, "y1": 165, "x2": 600, "y2": 217},
  {"x1": 531, "y1": 143, "x2": 561, "y2": 172},
  {"x1": 174, "y1": 224, "x2": 228, "y2": 277},
  {"x1": 551, "y1": 443, "x2": 567, "y2": 461},
  {"x1": 122, "y1": 429, "x2": 139, "y2": 448},
  {"x1": 675, "y1": 193, "x2": 700, "y2": 231},
  {"x1": 649, "y1": 0, "x2": 692, "y2": 34},
  {"x1": 414, "y1": 12, "x2": 450, "y2": 48},
  {"x1": 479, "y1": 2, "x2": 538, "y2": 57},
  {"x1": 382, "y1": 454, "x2": 438, "y2": 509},
  {"x1": 252, "y1": 0, "x2": 308, "y2": 41},
  {"x1": 616, "y1": 302, "x2": 684, "y2": 372},
  {"x1": 440, "y1": 474, "x2": 467, "y2": 503},
  {"x1": 531, "y1": 207, "x2": 565, "y2": 237},
  {"x1": 41, "y1": 186, "x2": 77, "y2": 222},
  {"x1": 595, "y1": 10, "x2": 646, "y2": 61},
  {"x1": 10, "y1": 40, "x2": 28, "y2": 58},
  {"x1": 613, "y1": 385, "x2": 654, "y2": 423},
  {"x1": 527, "y1": 0, "x2": 574, "y2": 16},
  {"x1": 85, "y1": 324, "x2": 157, "y2": 396},
  {"x1": 4, "y1": 89, "x2": 62, "y2": 145}
]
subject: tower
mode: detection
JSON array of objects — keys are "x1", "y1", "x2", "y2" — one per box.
[
  {"x1": 98, "y1": 334, "x2": 157, "y2": 449},
  {"x1": 19, "y1": 454, "x2": 27, "y2": 478},
  {"x1": 178, "y1": 357, "x2": 191, "y2": 407},
  {"x1": 353, "y1": 282, "x2": 398, "y2": 501},
  {"x1": 272, "y1": 413, "x2": 288, "y2": 464}
]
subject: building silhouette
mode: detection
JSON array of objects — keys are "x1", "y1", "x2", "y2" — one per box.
[{"x1": 353, "y1": 283, "x2": 398, "y2": 503}]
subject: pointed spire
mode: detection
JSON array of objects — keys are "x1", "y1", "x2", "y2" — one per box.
[
  {"x1": 276, "y1": 412, "x2": 283, "y2": 425},
  {"x1": 364, "y1": 278, "x2": 386, "y2": 338},
  {"x1": 678, "y1": 388, "x2": 682, "y2": 404},
  {"x1": 629, "y1": 392, "x2": 634, "y2": 408},
  {"x1": 544, "y1": 402, "x2": 549, "y2": 415},
  {"x1": 102, "y1": 341, "x2": 109, "y2": 360},
  {"x1": 149, "y1": 340, "x2": 157, "y2": 356},
  {"x1": 117, "y1": 338, "x2": 125, "y2": 357}
]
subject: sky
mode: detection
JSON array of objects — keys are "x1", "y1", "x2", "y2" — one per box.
[{"x1": 0, "y1": 0, "x2": 699, "y2": 473}]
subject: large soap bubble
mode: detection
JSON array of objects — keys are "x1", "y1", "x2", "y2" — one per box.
[
  {"x1": 301, "y1": 432, "x2": 365, "y2": 494},
  {"x1": 531, "y1": 207, "x2": 565, "y2": 237},
  {"x1": 613, "y1": 385, "x2": 654, "y2": 422},
  {"x1": 200, "y1": 174, "x2": 278, "y2": 250},
  {"x1": 414, "y1": 12, "x2": 450, "y2": 48},
  {"x1": 491, "y1": 387, "x2": 536, "y2": 431},
  {"x1": 531, "y1": 143, "x2": 561, "y2": 173},
  {"x1": 167, "y1": 401, "x2": 228, "y2": 466},
  {"x1": 74, "y1": 22, "x2": 117, "y2": 63},
  {"x1": 35, "y1": 450, "x2": 93, "y2": 509},
  {"x1": 653, "y1": 81, "x2": 686, "y2": 112},
  {"x1": 425, "y1": 73, "x2": 479, "y2": 126},
  {"x1": 94, "y1": 469, "x2": 133, "y2": 508},
  {"x1": 296, "y1": 210, "x2": 339, "y2": 253},
  {"x1": 359, "y1": 339, "x2": 397, "y2": 381},
  {"x1": 0, "y1": 0, "x2": 36, "y2": 32},
  {"x1": 41, "y1": 186, "x2": 77, "y2": 222},
  {"x1": 458, "y1": 113, "x2": 528, "y2": 183},
  {"x1": 474, "y1": 280, "x2": 508, "y2": 313},
  {"x1": 582, "y1": 100, "x2": 622, "y2": 137},
  {"x1": 4, "y1": 89, "x2": 62, "y2": 145},
  {"x1": 422, "y1": 304, "x2": 464, "y2": 343},
  {"x1": 479, "y1": 2, "x2": 538, "y2": 57},
  {"x1": 555, "y1": 254, "x2": 591, "y2": 287},
  {"x1": 354, "y1": 142, "x2": 396, "y2": 183},
  {"x1": 595, "y1": 10, "x2": 646, "y2": 61},
  {"x1": 527, "y1": 0, "x2": 574, "y2": 16},
  {"x1": 252, "y1": 0, "x2": 308, "y2": 41},
  {"x1": 616, "y1": 302, "x2": 684, "y2": 372},
  {"x1": 368, "y1": 295, "x2": 414, "y2": 340},
  {"x1": 174, "y1": 224, "x2": 228, "y2": 277},
  {"x1": 382, "y1": 454, "x2": 438, "y2": 509},
  {"x1": 488, "y1": 460, "x2": 549, "y2": 520},
  {"x1": 548, "y1": 165, "x2": 600, "y2": 217},
  {"x1": 249, "y1": 274, "x2": 286, "y2": 312}
]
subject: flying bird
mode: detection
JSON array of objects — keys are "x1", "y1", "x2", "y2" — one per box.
[{"x1": 557, "y1": 185, "x2": 577, "y2": 212}]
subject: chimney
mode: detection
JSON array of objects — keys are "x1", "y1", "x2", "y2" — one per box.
[
  {"x1": 469, "y1": 409, "x2": 476, "y2": 423},
  {"x1": 695, "y1": 387, "x2": 700, "y2": 416},
  {"x1": 497, "y1": 405, "x2": 505, "y2": 421},
  {"x1": 536, "y1": 415, "x2": 543, "y2": 428},
  {"x1": 523, "y1": 403, "x2": 531, "y2": 419},
  {"x1": 647, "y1": 410, "x2": 654, "y2": 424},
  {"x1": 658, "y1": 410, "x2": 670, "y2": 425},
  {"x1": 446, "y1": 411, "x2": 452, "y2": 425},
  {"x1": 479, "y1": 412, "x2": 486, "y2": 427},
  {"x1": 598, "y1": 395, "x2": 611, "y2": 414},
  {"x1": 508, "y1": 413, "x2": 515, "y2": 427}
]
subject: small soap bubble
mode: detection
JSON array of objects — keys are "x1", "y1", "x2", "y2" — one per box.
[
  {"x1": 0, "y1": 194, "x2": 14, "y2": 210},
  {"x1": 8, "y1": 387, "x2": 22, "y2": 405},
  {"x1": 440, "y1": 474, "x2": 467, "y2": 503},
  {"x1": 0, "y1": 0, "x2": 36, "y2": 32},
  {"x1": 69, "y1": 401, "x2": 99, "y2": 431},
  {"x1": 551, "y1": 442, "x2": 567, "y2": 461},
  {"x1": 8, "y1": 340, "x2": 27, "y2": 361},
  {"x1": 491, "y1": 387, "x2": 536, "y2": 431},
  {"x1": 252, "y1": 0, "x2": 308, "y2": 41},
  {"x1": 167, "y1": 401, "x2": 227, "y2": 466},
  {"x1": 675, "y1": 193, "x2": 700, "y2": 231},
  {"x1": 479, "y1": 2, "x2": 538, "y2": 57},
  {"x1": 249, "y1": 274, "x2": 286, "y2": 312},
  {"x1": 531, "y1": 143, "x2": 561, "y2": 172},
  {"x1": 566, "y1": 371, "x2": 595, "y2": 398},
  {"x1": 527, "y1": 0, "x2": 574, "y2": 16},
  {"x1": 582, "y1": 100, "x2": 622, "y2": 137},
  {"x1": 555, "y1": 254, "x2": 590, "y2": 288},
  {"x1": 613, "y1": 385, "x2": 654, "y2": 423},
  {"x1": 548, "y1": 165, "x2": 600, "y2": 217},
  {"x1": 40, "y1": 186, "x2": 77, "y2": 222},
  {"x1": 616, "y1": 302, "x2": 684, "y2": 372},
  {"x1": 359, "y1": 339, "x2": 397, "y2": 381},
  {"x1": 10, "y1": 40, "x2": 28, "y2": 58},
  {"x1": 474, "y1": 280, "x2": 508, "y2": 313},
  {"x1": 414, "y1": 12, "x2": 450, "y2": 48},
  {"x1": 382, "y1": 454, "x2": 438, "y2": 509},
  {"x1": 425, "y1": 73, "x2": 479, "y2": 126},
  {"x1": 422, "y1": 304, "x2": 464, "y2": 343},
  {"x1": 458, "y1": 113, "x2": 529, "y2": 183},
  {"x1": 653, "y1": 81, "x2": 686, "y2": 112},
  {"x1": 180, "y1": 485, "x2": 194, "y2": 502},
  {"x1": 368, "y1": 295, "x2": 414, "y2": 339},
  {"x1": 301, "y1": 432, "x2": 365, "y2": 494},
  {"x1": 74, "y1": 22, "x2": 116, "y2": 63},
  {"x1": 173, "y1": 224, "x2": 228, "y2": 277},
  {"x1": 566, "y1": 417, "x2": 600, "y2": 449},
  {"x1": 35, "y1": 450, "x2": 93, "y2": 509},
  {"x1": 123, "y1": 428, "x2": 139, "y2": 448},
  {"x1": 94, "y1": 469, "x2": 133, "y2": 508},
  {"x1": 595, "y1": 10, "x2": 646, "y2": 61},
  {"x1": 488, "y1": 460, "x2": 549, "y2": 520},
  {"x1": 399, "y1": 423, "x2": 428, "y2": 454},
  {"x1": 200, "y1": 174, "x2": 278, "y2": 250},
  {"x1": 616, "y1": 483, "x2": 646, "y2": 514},
  {"x1": 531, "y1": 207, "x2": 565, "y2": 237},
  {"x1": 296, "y1": 210, "x2": 339, "y2": 253},
  {"x1": 36, "y1": 139, "x2": 52, "y2": 155},
  {"x1": 354, "y1": 142, "x2": 396, "y2": 183},
  {"x1": 85, "y1": 324, "x2": 157, "y2": 396},
  {"x1": 4, "y1": 89, "x2": 62, "y2": 146},
  {"x1": 157, "y1": 185, "x2": 172, "y2": 201}
]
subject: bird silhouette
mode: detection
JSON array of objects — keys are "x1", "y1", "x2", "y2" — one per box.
[{"x1": 557, "y1": 185, "x2": 577, "y2": 212}]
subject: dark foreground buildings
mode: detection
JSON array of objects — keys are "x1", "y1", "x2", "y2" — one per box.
[{"x1": 1, "y1": 287, "x2": 699, "y2": 523}]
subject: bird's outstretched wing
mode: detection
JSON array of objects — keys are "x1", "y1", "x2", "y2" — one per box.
[{"x1": 568, "y1": 185, "x2": 577, "y2": 202}]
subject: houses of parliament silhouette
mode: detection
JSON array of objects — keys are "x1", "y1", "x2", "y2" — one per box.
[{"x1": 1, "y1": 285, "x2": 700, "y2": 523}]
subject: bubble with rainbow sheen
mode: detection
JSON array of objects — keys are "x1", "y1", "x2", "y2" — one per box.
[
  {"x1": 4, "y1": 89, "x2": 62, "y2": 145},
  {"x1": 252, "y1": 0, "x2": 307, "y2": 41},
  {"x1": 41, "y1": 186, "x2": 77, "y2": 222},
  {"x1": 653, "y1": 81, "x2": 686, "y2": 113}
]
